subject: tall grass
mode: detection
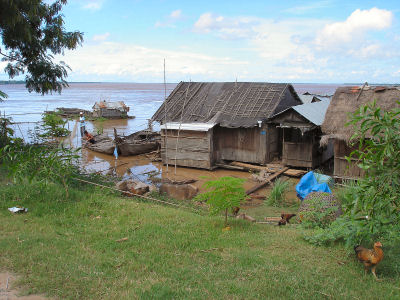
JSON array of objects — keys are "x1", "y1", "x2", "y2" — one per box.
[{"x1": 266, "y1": 178, "x2": 291, "y2": 207}]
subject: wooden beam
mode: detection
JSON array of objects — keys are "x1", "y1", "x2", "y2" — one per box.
[
  {"x1": 231, "y1": 161, "x2": 265, "y2": 171},
  {"x1": 245, "y1": 167, "x2": 289, "y2": 195},
  {"x1": 215, "y1": 163, "x2": 246, "y2": 171},
  {"x1": 230, "y1": 161, "x2": 305, "y2": 177}
]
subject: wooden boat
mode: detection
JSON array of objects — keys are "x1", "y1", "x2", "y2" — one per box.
[
  {"x1": 84, "y1": 133, "x2": 115, "y2": 155},
  {"x1": 115, "y1": 129, "x2": 160, "y2": 156}
]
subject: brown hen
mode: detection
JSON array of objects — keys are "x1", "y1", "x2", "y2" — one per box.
[{"x1": 354, "y1": 242, "x2": 384, "y2": 280}]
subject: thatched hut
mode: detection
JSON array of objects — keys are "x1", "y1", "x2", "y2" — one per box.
[
  {"x1": 321, "y1": 85, "x2": 400, "y2": 178},
  {"x1": 269, "y1": 100, "x2": 332, "y2": 168},
  {"x1": 151, "y1": 82, "x2": 302, "y2": 169}
]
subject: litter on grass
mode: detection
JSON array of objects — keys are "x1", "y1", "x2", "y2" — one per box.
[{"x1": 8, "y1": 207, "x2": 28, "y2": 213}]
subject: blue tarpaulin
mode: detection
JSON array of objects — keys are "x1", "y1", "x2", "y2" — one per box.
[{"x1": 296, "y1": 171, "x2": 332, "y2": 200}]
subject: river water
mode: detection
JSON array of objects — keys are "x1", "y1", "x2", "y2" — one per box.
[{"x1": 0, "y1": 82, "x2": 342, "y2": 192}]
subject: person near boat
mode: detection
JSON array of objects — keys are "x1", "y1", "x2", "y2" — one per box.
[
  {"x1": 79, "y1": 112, "x2": 86, "y2": 136},
  {"x1": 83, "y1": 130, "x2": 96, "y2": 144}
]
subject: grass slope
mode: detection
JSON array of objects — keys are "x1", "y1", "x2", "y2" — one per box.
[{"x1": 0, "y1": 180, "x2": 399, "y2": 299}]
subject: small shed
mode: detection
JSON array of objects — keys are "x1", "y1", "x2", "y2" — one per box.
[
  {"x1": 269, "y1": 100, "x2": 332, "y2": 168},
  {"x1": 152, "y1": 82, "x2": 302, "y2": 169},
  {"x1": 92, "y1": 100, "x2": 129, "y2": 118},
  {"x1": 321, "y1": 85, "x2": 400, "y2": 178}
]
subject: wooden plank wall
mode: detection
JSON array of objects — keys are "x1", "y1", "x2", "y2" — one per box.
[
  {"x1": 282, "y1": 142, "x2": 313, "y2": 168},
  {"x1": 280, "y1": 128, "x2": 333, "y2": 169},
  {"x1": 266, "y1": 124, "x2": 280, "y2": 162},
  {"x1": 213, "y1": 125, "x2": 269, "y2": 164},
  {"x1": 160, "y1": 129, "x2": 213, "y2": 169},
  {"x1": 334, "y1": 140, "x2": 364, "y2": 178}
]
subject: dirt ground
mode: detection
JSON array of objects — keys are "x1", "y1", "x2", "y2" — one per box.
[{"x1": 0, "y1": 272, "x2": 48, "y2": 300}]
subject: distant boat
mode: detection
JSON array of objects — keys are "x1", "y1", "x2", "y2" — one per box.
[{"x1": 92, "y1": 100, "x2": 130, "y2": 119}]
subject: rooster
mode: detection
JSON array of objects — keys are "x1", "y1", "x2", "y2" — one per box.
[
  {"x1": 354, "y1": 242, "x2": 384, "y2": 280},
  {"x1": 232, "y1": 206, "x2": 240, "y2": 216},
  {"x1": 278, "y1": 213, "x2": 296, "y2": 226},
  {"x1": 281, "y1": 213, "x2": 296, "y2": 223}
]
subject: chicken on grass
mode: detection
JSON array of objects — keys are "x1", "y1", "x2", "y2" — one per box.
[{"x1": 354, "y1": 242, "x2": 384, "y2": 280}]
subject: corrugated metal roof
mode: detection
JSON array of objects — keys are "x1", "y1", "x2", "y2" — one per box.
[
  {"x1": 160, "y1": 122, "x2": 216, "y2": 131},
  {"x1": 292, "y1": 100, "x2": 330, "y2": 126},
  {"x1": 299, "y1": 95, "x2": 317, "y2": 104}
]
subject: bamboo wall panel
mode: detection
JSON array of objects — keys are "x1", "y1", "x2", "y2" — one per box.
[
  {"x1": 333, "y1": 140, "x2": 364, "y2": 178},
  {"x1": 164, "y1": 138, "x2": 209, "y2": 152},
  {"x1": 160, "y1": 129, "x2": 212, "y2": 169}
]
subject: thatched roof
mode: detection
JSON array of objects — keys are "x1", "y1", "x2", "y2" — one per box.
[
  {"x1": 321, "y1": 85, "x2": 400, "y2": 144},
  {"x1": 151, "y1": 82, "x2": 302, "y2": 128}
]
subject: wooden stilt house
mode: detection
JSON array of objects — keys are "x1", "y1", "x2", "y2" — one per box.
[
  {"x1": 321, "y1": 85, "x2": 400, "y2": 178},
  {"x1": 151, "y1": 82, "x2": 302, "y2": 169},
  {"x1": 268, "y1": 100, "x2": 332, "y2": 169}
]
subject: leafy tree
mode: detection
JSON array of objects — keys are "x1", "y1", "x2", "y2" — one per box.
[
  {"x1": 304, "y1": 100, "x2": 400, "y2": 247},
  {"x1": 0, "y1": 0, "x2": 83, "y2": 101},
  {"x1": 195, "y1": 176, "x2": 249, "y2": 227}
]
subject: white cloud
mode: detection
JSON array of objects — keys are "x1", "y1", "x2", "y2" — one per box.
[
  {"x1": 284, "y1": 1, "x2": 332, "y2": 14},
  {"x1": 193, "y1": 13, "x2": 259, "y2": 39},
  {"x1": 92, "y1": 32, "x2": 110, "y2": 42},
  {"x1": 81, "y1": 0, "x2": 104, "y2": 11},
  {"x1": 315, "y1": 8, "x2": 393, "y2": 48},
  {"x1": 155, "y1": 9, "x2": 184, "y2": 28},
  {"x1": 347, "y1": 44, "x2": 382, "y2": 58},
  {"x1": 58, "y1": 42, "x2": 247, "y2": 82},
  {"x1": 170, "y1": 10, "x2": 182, "y2": 19}
]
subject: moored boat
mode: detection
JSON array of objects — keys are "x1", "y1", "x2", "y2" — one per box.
[
  {"x1": 115, "y1": 129, "x2": 160, "y2": 156},
  {"x1": 84, "y1": 133, "x2": 115, "y2": 155}
]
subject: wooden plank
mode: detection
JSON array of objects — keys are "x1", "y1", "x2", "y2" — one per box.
[
  {"x1": 163, "y1": 158, "x2": 212, "y2": 169},
  {"x1": 231, "y1": 161, "x2": 266, "y2": 171},
  {"x1": 215, "y1": 163, "x2": 245, "y2": 170},
  {"x1": 227, "y1": 161, "x2": 305, "y2": 177},
  {"x1": 246, "y1": 167, "x2": 289, "y2": 195},
  {"x1": 284, "y1": 169, "x2": 307, "y2": 177}
]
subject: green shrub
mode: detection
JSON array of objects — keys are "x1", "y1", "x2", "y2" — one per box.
[
  {"x1": 194, "y1": 176, "x2": 249, "y2": 227},
  {"x1": 266, "y1": 178, "x2": 291, "y2": 207},
  {"x1": 1, "y1": 144, "x2": 80, "y2": 198},
  {"x1": 40, "y1": 112, "x2": 70, "y2": 137},
  {"x1": 304, "y1": 100, "x2": 400, "y2": 247}
]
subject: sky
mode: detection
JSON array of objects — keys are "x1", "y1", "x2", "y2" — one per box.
[{"x1": 2, "y1": 0, "x2": 400, "y2": 83}]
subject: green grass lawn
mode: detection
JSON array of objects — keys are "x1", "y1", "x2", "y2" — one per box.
[{"x1": 0, "y1": 179, "x2": 399, "y2": 299}]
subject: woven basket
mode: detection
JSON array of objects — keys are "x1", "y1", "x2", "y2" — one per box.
[{"x1": 299, "y1": 192, "x2": 342, "y2": 223}]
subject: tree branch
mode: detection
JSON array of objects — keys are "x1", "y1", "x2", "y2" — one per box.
[{"x1": 0, "y1": 49, "x2": 25, "y2": 64}]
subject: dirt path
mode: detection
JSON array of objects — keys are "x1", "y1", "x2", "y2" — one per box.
[{"x1": 0, "y1": 273, "x2": 48, "y2": 300}]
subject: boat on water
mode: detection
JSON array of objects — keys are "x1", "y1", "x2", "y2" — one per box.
[
  {"x1": 84, "y1": 130, "x2": 160, "y2": 156},
  {"x1": 84, "y1": 133, "x2": 115, "y2": 155},
  {"x1": 115, "y1": 129, "x2": 160, "y2": 156}
]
